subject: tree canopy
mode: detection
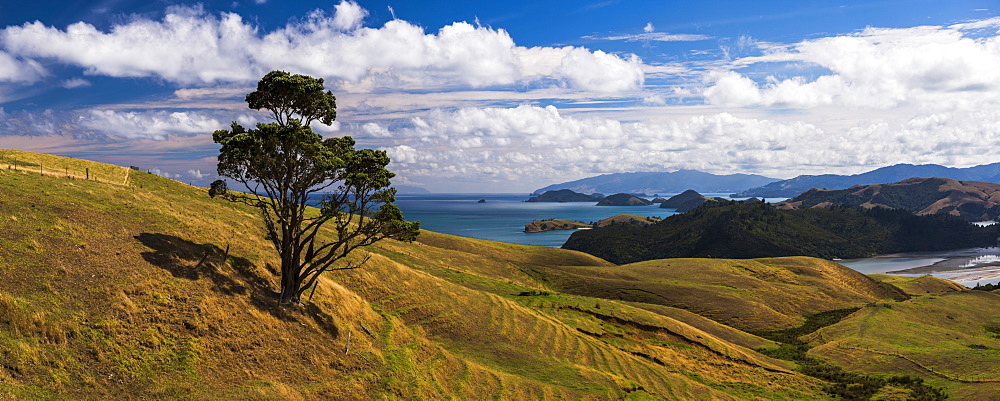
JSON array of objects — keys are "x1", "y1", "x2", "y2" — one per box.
[{"x1": 210, "y1": 70, "x2": 419, "y2": 304}]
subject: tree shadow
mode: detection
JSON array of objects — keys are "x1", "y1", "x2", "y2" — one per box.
[
  {"x1": 134, "y1": 233, "x2": 339, "y2": 339},
  {"x1": 135, "y1": 232, "x2": 250, "y2": 296}
]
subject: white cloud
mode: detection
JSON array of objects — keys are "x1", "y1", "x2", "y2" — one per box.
[
  {"x1": 585, "y1": 21, "x2": 710, "y2": 42},
  {"x1": 60, "y1": 78, "x2": 90, "y2": 88},
  {"x1": 0, "y1": 107, "x2": 60, "y2": 135},
  {"x1": 77, "y1": 109, "x2": 224, "y2": 140},
  {"x1": 584, "y1": 32, "x2": 711, "y2": 42},
  {"x1": 187, "y1": 169, "x2": 209, "y2": 179},
  {"x1": 331, "y1": 1, "x2": 367, "y2": 31},
  {"x1": 0, "y1": 2, "x2": 644, "y2": 93},
  {"x1": 0, "y1": 50, "x2": 45, "y2": 83},
  {"x1": 360, "y1": 122, "x2": 391, "y2": 137},
  {"x1": 704, "y1": 23, "x2": 1000, "y2": 109},
  {"x1": 310, "y1": 120, "x2": 342, "y2": 135},
  {"x1": 373, "y1": 104, "x2": 1000, "y2": 190}
]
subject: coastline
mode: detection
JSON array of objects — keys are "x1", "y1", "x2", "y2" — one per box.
[{"x1": 840, "y1": 247, "x2": 1000, "y2": 286}]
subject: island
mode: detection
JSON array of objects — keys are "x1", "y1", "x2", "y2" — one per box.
[
  {"x1": 525, "y1": 214, "x2": 662, "y2": 233},
  {"x1": 659, "y1": 190, "x2": 761, "y2": 212},
  {"x1": 658, "y1": 189, "x2": 719, "y2": 211},
  {"x1": 595, "y1": 193, "x2": 652, "y2": 206},
  {"x1": 524, "y1": 218, "x2": 590, "y2": 233},
  {"x1": 525, "y1": 189, "x2": 604, "y2": 202}
]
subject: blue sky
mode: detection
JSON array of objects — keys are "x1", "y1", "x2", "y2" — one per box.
[{"x1": 1, "y1": 1, "x2": 1000, "y2": 192}]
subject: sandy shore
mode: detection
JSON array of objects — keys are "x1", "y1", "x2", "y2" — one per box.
[{"x1": 885, "y1": 248, "x2": 1000, "y2": 284}]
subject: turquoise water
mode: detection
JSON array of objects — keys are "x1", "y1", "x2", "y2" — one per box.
[{"x1": 393, "y1": 193, "x2": 677, "y2": 247}]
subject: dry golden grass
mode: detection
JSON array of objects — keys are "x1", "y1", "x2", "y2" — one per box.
[
  {"x1": 527, "y1": 257, "x2": 907, "y2": 331},
  {"x1": 0, "y1": 151, "x2": 832, "y2": 399},
  {"x1": 17, "y1": 150, "x2": 1000, "y2": 399},
  {"x1": 0, "y1": 149, "x2": 129, "y2": 185},
  {"x1": 868, "y1": 274, "x2": 967, "y2": 296}
]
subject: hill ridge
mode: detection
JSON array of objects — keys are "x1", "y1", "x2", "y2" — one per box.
[{"x1": 734, "y1": 162, "x2": 1000, "y2": 197}]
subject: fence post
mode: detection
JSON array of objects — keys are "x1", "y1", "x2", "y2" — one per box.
[{"x1": 86, "y1": 168, "x2": 90, "y2": 180}]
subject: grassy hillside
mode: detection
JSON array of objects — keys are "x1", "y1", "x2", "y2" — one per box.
[
  {"x1": 0, "y1": 150, "x2": 832, "y2": 399},
  {"x1": 868, "y1": 274, "x2": 967, "y2": 296},
  {"x1": 803, "y1": 291, "x2": 1000, "y2": 399},
  {"x1": 526, "y1": 257, "x2": 907, "y2": 332}
]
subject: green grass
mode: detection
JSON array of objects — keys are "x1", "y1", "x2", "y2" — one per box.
[
  {"x1": 803, "y1": 291, "x2": 1000, "y2": 399},
  {"x1": 751, "y1": 308, "x2": 947, "y2": 400}
]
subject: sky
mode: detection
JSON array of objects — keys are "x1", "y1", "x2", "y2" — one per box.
[{"x1": 2, "y1": 1, "x2": 1000, "y2": 193}]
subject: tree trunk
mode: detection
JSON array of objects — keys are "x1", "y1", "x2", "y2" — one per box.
[
  {"x1": 278, "y1": 221, "x2": 301, "y2": 304},
  {"x1": 279, "y1": 274, "x2": 301, "y2": 304}
]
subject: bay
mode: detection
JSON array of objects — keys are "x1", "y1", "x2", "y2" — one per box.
[
  {"x1": 393, "y1": 193, "x2": 678, "y2": 248},
  {"x1": 839, "y1": 248, "x2": 1000, "y2": 287},
  {"x1": 334, "y1": 192, "x2": 1000, "y2": 286}
]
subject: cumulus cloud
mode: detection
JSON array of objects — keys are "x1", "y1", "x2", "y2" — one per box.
[
  {"x1": 704, "y1": 23, "x2": 1000, "y2": 109},
  {"x1": 0, "y1": 1, "x2": 643, "y2": 92},
  {"x1": 77, "y1": 109, "x2": 224, "y2": 140},
  {"x1": 330, "y1": 0, "x2": 367, "y2": 31},
  {"x1": 373, "y1": 104, "x2": 1000, "y2": 189}
]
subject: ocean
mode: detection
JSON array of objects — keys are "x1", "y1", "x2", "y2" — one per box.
[{"x1": 393, "y1": 193, "x2": 680, "y2": 248}]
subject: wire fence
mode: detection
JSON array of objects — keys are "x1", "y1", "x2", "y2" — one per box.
[{"x1": 0, "y1": 154, "x2": 130, "y2": 186}]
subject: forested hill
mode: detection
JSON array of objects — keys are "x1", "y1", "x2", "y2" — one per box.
[
  {"x1": 563, "y1": 200, "x2": 1000, "y2": 264},
  {"x1": 778, "y1": 177, "x2": 1000, "y2": 221}
]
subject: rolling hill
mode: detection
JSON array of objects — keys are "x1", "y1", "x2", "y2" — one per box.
[
  {"x1": 0, "y1": 150, "x2": 823, "y2": 399},
  {"x1": 802, "y1": 290, "x2": 1000, "y2": 399},
  {"x1": 777, "y1": 177, "x2": 1000, "y2": 221},
  {"x1": 3, "y1": 149, "x2": 999, "y2": 399}
]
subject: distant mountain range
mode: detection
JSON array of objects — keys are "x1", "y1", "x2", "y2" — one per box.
[
  {"x1": 777, "y1": 177, "x2": 1000, "y2": 221},
  {"x1": 532, "y1": 170, "x2": 777, "y2": 196},
  {"x1": 733, "y1": 163, "x2": 1000, "y2": 198},
  {"x1": 395, "y1": 185, "x2": 432, "y2": 194}
]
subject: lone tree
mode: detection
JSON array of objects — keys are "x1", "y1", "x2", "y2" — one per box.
[{"x1": 210, "y1": 70, "x2": 420, "y2": 304}]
